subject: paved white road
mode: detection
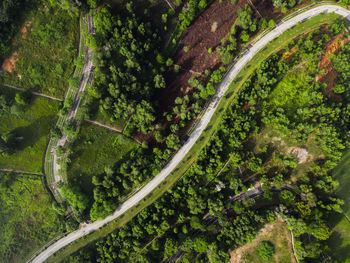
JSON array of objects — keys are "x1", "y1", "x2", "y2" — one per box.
[{"x1": 30, "y1": 5, "x2": 350, "y2": 263}]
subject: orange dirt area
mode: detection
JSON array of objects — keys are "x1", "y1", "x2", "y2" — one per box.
[
  {"x1": 21, "y1": 20, "x2": 33, "y2": 39},
  {"x1": 282, "y1": 46, "x2": 297, "y2": 61},
  {"x1": 1, "y1": 52, "x2": 18, "y2": 72},
  {"x1": 316, "y1": 32, "x2": 347, "y2": 102},
  {"x1": 158, "y1": 0, "x2": 249, "y2": 113}
]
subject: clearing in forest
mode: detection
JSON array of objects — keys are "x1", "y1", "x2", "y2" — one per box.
[{"x1": 230, "y1": 220, "x2": 295, "y2": 263}]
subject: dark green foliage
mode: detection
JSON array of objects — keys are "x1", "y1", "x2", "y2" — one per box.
[
  {"x1": 67, "y1": 28, "x2": 350, "y2": 263},
  {"x1": 0, "y1": 0, "x2": 38, "y2": 62},
  {"x1": 272, "y1": 0, "x2": 302, "y2": 12},
  {"x1": 89, "y1": 4, "x2": 171, "y2": 134},
  {"x1": 237, "y1": 5, "x2": 257, "y2": 32},
  {"x1": 257, "y1": 241, "x2": 275, "y2": 260}
]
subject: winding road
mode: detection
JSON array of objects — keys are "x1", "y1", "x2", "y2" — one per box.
[{"x1": 29, "y1": 4, "x2": 350, "y2": 263}]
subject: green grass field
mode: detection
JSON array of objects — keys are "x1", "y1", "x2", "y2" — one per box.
[
  {"x1": 45, "y1": 13, "x2": 343, "y2": 262},
  {"x1": 333, "y1": 149, "x2": 350, "y2": 217},
  {"x1": 1, "y1": 6, "x2": 79, "y2": 99},
  {"x1": 327, "y1": 149, "x2": 350, "y2": 262},
  {"x1": 67, "y1": 123, "x2": 138, "y2": 194},
  {"x1": 328, "y1": 214, "x2": 350, "y2": 263},
  {"x1": 0, "y1": 86, "x2": 60, "y2": 173},
  {"x1": 240, "y1": 221, "x2": 295, "y2": 263},
  {"x1": 0, "y1": 172, "x2": 63, "y2": 263}
]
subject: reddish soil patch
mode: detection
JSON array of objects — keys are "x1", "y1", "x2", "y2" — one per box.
[
  {"x1": 21, "y1": 26, "x2": 28, "y2": 39},
  {"x1": 316, "y1": 33, "x2": 346, "y2": 102},
  {"x1": 1, "y1": 52, "x2": 18, "y2": 72},
  {"x1": 137, "y1": 0, "x2": 284, "y2": 141},
  {"x1": 158, "y1": 0, "x2": 248, "y2": 113}
]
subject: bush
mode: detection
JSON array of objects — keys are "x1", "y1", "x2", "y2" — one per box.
[
  {"x1": 258, "y1": 241, "x2": 275, "y2": 260},
  {"x1": 268, "y1": 19, "x2": 276, "y2": 28}
]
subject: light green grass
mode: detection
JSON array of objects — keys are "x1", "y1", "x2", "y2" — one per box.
[
  {"x1": 67, "y1": 123, "x2": 138, "y2": 194},
  {"x1": 45, "y1": 13, "x2": 342, "y2": 262},
  {"x1": 326, "y1": 149, "x2": 350, "y2": 262},
  {"x1": 0, "y1": 86, "x2": 60, "y2": 173},
  {"x1": 269, "y1": 67, "x2": 311, "y2": 111},
  {"x1": 327, "y1": 215, "x2": 350, "y2": 263},
  {"x1": 1, "y1": 6, "x2": 79, "y2": 99},
  {"x1": 241, "y1": 221, "x2": 295, "y2": 263},
  {"x1": 0, "y1": 172, "x2": 63, "y2": 263},
  {"x1": 333, "y1": 149, "x2": 350, "y2": 217}
]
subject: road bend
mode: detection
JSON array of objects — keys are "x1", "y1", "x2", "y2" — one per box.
[{"x1": 30, "y1": 5, "x2": 350, "y2": 263}]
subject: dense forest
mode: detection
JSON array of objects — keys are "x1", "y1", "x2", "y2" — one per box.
[
  {"x1": 64, "y1": 21, "x2": 350, "y2": 262},
  {"x1": 67, "y1": 0, "x2": 277, "y2": 219}
]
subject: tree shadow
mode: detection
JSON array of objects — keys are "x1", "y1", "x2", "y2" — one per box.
[{"x1": 10, "y1": 115, "x2": 55, "y2": 151}]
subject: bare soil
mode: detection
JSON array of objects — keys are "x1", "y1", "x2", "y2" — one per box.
[
  {"x1": 1, "y1": 52, "x2": 18, "y2": 72},
  {"x1": 158, "y1": 0, "x2": 248, "y2": 113},
  {"x1": 1, "y1": 19, "x2": 32, "y2": 72},
  {"x1": 317, "y1": 32, "x2": 347, "y2": 101}
]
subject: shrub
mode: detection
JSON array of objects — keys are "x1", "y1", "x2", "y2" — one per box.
[
  {"x1": 268, "y1": 19, "x2": 276, "y2": 28},
  {"x1": 258, "y1": 241, "x2": 275, "y2": 260}
]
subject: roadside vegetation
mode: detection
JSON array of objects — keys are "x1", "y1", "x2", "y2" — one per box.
[
  {"x1": 62, "y1": 123, "x2": 138, "y2": 216},
  {"x1": 61, "y1": 17, "x2": 350, "y2": 263},
  {"x1": 82, "y1": 0, "x2": 305, "y2": 221},
  {"x1": 0, "y1": 171, "x2": 64, "y2": 263},
  {"x1": 0, "y1": 85, "x2": 60, "y2": 173}
]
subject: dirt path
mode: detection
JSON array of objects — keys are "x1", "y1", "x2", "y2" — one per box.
[
  {"x1": 85, "y1": 120, "x2": 142, "y2": 144},
  {"x1": 2, "y1": 84, "x2": 63, "y2": 101},
  {"x1": 85, "y1": 120, "x2": 123, "y2": 133},
  {"x1": 0, "y1": 168, "x2": 44, "y2": 177}
]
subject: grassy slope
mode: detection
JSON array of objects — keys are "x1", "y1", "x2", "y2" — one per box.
[
  {"x1": 0, "y1": 173, "x2": 62, "y2": 263},
  {"x1": 0, "y1": 86, "x2": 60, "y2": 173},
  {"x1": 67, "y1": 123, "x2": 138, "y2": 194},
  {"x1": 238, "y1": 221, "x2": 295, "y2": 263},
  {"x1": 46, "y1": 13, "x2": 341, "y2": 262},
  {"x1": 327, "y1": 149, "x2": 350, "y2": 262},
  {"x1": 1, "y1": 6, "x2": 79, "y2": 99}
]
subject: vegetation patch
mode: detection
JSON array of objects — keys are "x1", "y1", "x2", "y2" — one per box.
[
  {"x1": 230, "y1": 220, "x2": 295, "y2": 263},
  {"x1": 1, "y1": 3, "x2": 79, "y2": 98},
  {"x1": 0, "y1": 85, "x2": 60, "y2": 173},
  {"x1": 0, "y1": 172, "x2": 64, "y2": 263},
  {"x1": 51, "y1": 15, "x2": 350, "y2": 263},
  {"x1": 45, "y1": 13, "x2": 347, "y2": 262},
  {"x1": 65, "y1": 123, "x2": 138, "y2": 213}
]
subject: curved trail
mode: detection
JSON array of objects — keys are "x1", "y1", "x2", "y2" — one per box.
[{"x1": 30, "y1": 5, "x2": 350, "y2": 263}]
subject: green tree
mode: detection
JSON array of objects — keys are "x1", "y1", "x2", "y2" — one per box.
[{"x1": 258, "y1": 241, "x2": 275, "y2": 261}]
